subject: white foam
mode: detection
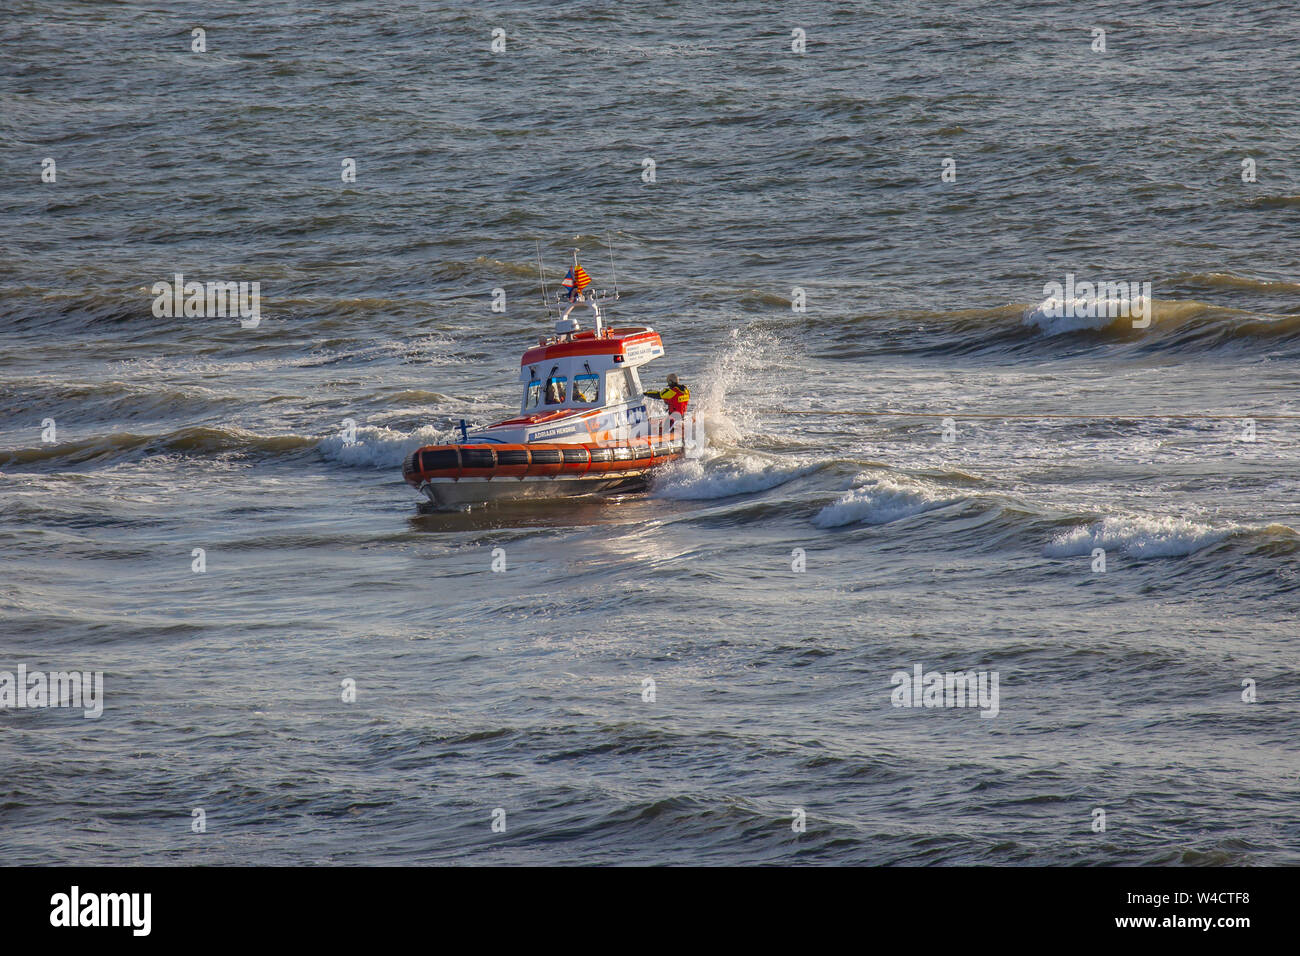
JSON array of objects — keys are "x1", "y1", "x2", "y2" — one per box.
[
  {"x1": 1022, "y1": 296, "x2": 1149, "y2": 336},
  {"x1": 688, "y1": 326, "x2": 791, "y2": 448},
  {"x1": 651, "y1": 453, "x2": 814, "y2": 500},
  {"x1": 317, "y1": 424, "x2": 449, "y2": 469},
  {"x1": 812, "y1": 475, "x2": 962, "y2": 528},
  {"x1": 1043, "y1": 515, "x2": 1236, "y2": 559}
]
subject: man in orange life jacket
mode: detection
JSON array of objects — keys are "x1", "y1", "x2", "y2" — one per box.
[{"x1": 644, "y1": 373, "x2": 690, "y2": 421}]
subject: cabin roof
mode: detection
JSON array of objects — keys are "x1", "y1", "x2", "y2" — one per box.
[{"x1": 519, "y1": 327, "x2": 660, "y2": 366}]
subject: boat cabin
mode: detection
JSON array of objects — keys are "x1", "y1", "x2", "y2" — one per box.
[{"x1": 517, "y1": 326, "x2": 664, "y2": 414}]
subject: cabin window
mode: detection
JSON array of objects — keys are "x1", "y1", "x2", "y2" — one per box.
[
  {"x1": 606, "y1": 370, "x2": 628, "y2": 404},
  {"x1": 573, "y1": 373, "x2": 599, "y2": 404},
  {"x1": 545, "y1": 376, "x2": 567, "y2": 405},
  {"x1": 524, "y1": 380, "x2": 541, "y2": 410}
]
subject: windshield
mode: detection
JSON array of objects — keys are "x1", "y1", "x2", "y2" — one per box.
[
  {"x1": 573, "y1": 373, "x2": 599, "y2": 404},
  {"x1": 545, "y1": 376, "x2": 567, "y2": 405},
  {"x1": 606, "y1": 370, "x2": 627, "y2": 404}
]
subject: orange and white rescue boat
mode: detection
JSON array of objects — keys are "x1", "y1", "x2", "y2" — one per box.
[{"x1": 403, "y1": 272, "x2": 699, "y2": 510}]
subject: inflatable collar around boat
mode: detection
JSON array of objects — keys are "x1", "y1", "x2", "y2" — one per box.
[{"x1": 403, "y1": 255, "x2": 700, "y2": 510}]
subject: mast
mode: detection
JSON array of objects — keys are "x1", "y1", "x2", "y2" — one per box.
[
  {"x1": 607, "y1": 231, "x2": 619, "y2": 300},
  {"x1": 570, "y1": 246, "x2": 604, "y2": 335},
  {"x1": 535, "y1": 241, "x2": 551, "y2": 320}
]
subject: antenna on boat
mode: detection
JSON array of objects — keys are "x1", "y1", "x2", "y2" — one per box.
[
  {"x1": 535, "y1": 241, "x2": 551, "y2": 320},
  {"x1": 606, "y1": 231, "x2": 619, "y2": 301}
]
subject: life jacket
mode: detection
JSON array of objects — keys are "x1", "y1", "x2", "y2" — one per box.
[{"x1": 660, "y1": 383, "x2": 689, "y2": 416}]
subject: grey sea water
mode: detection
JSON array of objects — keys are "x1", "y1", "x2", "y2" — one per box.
[{"x1": 2, "y1": 1, "x2": 1299, "y2": 865}]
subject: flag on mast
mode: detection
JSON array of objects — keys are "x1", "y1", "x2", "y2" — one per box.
[{"x1": 561, "y1": 263, "x2": 592, "y2": 301}]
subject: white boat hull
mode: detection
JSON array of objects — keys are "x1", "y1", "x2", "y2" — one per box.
[{"x1": 417, "y1": 471, "x2": 650, "y2": 510}]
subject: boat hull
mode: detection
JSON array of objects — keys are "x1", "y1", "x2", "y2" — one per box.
[
  {"x1": 416, "y1": 471, "x2": 650, "y2": 510},
  {"x1": 403, "y1": 438, "x2": 684, "y2": 511}
]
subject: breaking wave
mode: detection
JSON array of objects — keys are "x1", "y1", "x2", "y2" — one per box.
[
  {"x1": 812, "y1": 475, "x2": 965, "y2": 528},
  {"x1": 651, "y1": 452, "x2": 818, "y2": 500},
  {"x1": 1, "y1": 426, "x2": 317, "y2": 468},
  {"x1": 0, "y1": 422, "x2": 449, "y2": 471},
  {"x1": 317, "y1": 424, "x2": 449, "y2": 469},
  {"x1": 1019, "y1": 296, "x2": 1228, "y2": 337},
  {"x1": 1043, "y1": 515, "x2": 1239, "y2": 559}
]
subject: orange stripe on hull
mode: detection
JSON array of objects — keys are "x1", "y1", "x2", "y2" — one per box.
[{"x1": 402, "y1": 440, "x2": 684, "y2": 486}]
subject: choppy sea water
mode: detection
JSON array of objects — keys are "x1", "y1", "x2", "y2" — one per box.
[{"x1": 2, "y1": 1, "x2": 1299, "y2": 865}]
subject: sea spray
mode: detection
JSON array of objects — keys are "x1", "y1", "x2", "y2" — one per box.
[
  {"x1": 690, "y1": 326, "x2": 794, "y2": 449},
  {"x1": 645, "y1": 326, "x2": 809, "y2": 498}
]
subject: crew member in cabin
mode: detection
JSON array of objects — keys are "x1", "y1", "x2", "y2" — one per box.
[{"x1": 644, "y1": 373, "x2": 690, "y2": 419}]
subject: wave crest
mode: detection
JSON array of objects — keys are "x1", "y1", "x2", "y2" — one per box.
[
  {"x1": 317, "y1": 425, "x2": 449, "y2": 469},
  {"x1": 812, "y1": 475, "x2": 963, "y2": 528},
  {"x1": 651, "y1": 453, "x2": 815, "y2": 500},
  {"x1": 1043, "y1": 515, "x2": 1236, "y2": 559}
]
